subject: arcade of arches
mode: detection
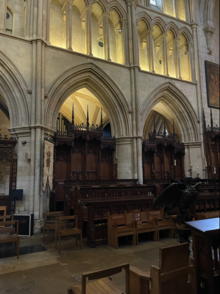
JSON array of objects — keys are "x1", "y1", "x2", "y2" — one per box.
[{"x1": 0, "y1": 0, "x2": 219, "y2": 234}]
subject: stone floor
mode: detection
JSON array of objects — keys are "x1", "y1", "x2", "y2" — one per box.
[{"x1": 0, "y1": 234, "x2": 177, "y2": 294}]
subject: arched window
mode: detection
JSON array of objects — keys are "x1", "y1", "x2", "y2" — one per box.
[
  {"x1": 6, "y1": 8, "x2": 13, "y2": 34},
  {"x1": 152, "y1": 25, "x2": 164, "y2": 75},
  {"x1": 179, "y1": 34, "x2": 190, "y2": 81},
  {"x1": 91, "y1": 3, "x2": 104, "y2": 59},
  {"x1": 150, "y1": 0, "x2": 157, "y2": 5},
  {"x1": 138, "y1": 20, "x2": 149, "y2": 71},
  {"x1": 109, "y1": 10, "x2": 123, "y2": 64},
  {"x1": 166, "y1": 30, "x2": 176, "y2": 78}
]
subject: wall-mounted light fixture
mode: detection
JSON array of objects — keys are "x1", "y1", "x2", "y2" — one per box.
[
  {"x1": 21, "y1": 141, "x2": 27, "y2": 145},
  {"x1": 117, "y1": 28, "x2": 122, "y2": 34},
  {"x1": 159, "y1": 60, "x2": 162, "y2": 64}
]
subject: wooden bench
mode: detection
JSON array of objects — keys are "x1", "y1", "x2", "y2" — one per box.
[
  {"x1": 148, "y1": 208, "x2": 174, "y2": 240},
  {"x1": 134, "y1": 209, "x2": 158, "y2": 244},
  {"x1": 43, "y1": 211, "x2": 67, "y2": 246},
  {"x1": 0, "y1": 214, "x2": 13, "y2": 227},
  {"x1": 129, "y1": 243, "x2": 196, "y2": 294},
  {"x1": 107, "y1": 212, "x2": 136, "y2": 249},
  {"x1": 0, "y1": 220, "x2": 20, "y2": 259},
  {"x1": 56, "y1": 215, "x2": 82, "y2": 253},
  {"x1": 196, "y1": 210, "x2": 220, "y2": 220},
  {"x1": 68, "y1": 263, "x2": 130, "y2": 294}
]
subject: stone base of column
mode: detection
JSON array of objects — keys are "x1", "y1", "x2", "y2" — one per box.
[{"x1": 34, "y1": 218, "x2": 44, "y2": 234}]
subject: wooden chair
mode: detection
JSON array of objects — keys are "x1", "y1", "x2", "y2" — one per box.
[
  {"x1": 0, "y1": 220, "x2": 20, "y2": 259},
  {"x1": 107, "y1": 212, "x2": 136, "y2": 249},
  {"x1": 129, "y1": 243, "x2": 196, "y2": 294},
  {"x1": 56, "y1": 215, "x2": 82, "y2": 253},
  {"x1": 149, "y1": 208, "x2": 174, "y2": 240},
  {"x1": 0, "y1": 206, "x2": 6, "y2": 217},
  {"x1": 134, "y1": 209, "x2": 158, "y2": 244},
  {"x1": 68, "y1": 263, "x2": 130, "y2": 294},
  {"x1": 43, "y1": 211, "x2": 67, "y2": 245},
  {"x1": 0, "y1": 214, "x2": 13, "y2": 227}
]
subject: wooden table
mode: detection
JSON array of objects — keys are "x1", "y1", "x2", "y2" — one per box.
[{"x1": 186, "y1": 218, "x2": 220, "y2": 294}]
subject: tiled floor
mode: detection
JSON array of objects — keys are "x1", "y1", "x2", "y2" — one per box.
[{"x1": 0, "y1": 234, "x2": 177, "y2": 294}]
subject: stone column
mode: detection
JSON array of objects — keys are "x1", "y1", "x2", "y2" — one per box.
[
  {"x1": 103, "y1": 13, "x2": 111, "y2": 61},
  {"x1": 116, "y1": 137, "x2": 133, "y2": 179},
  {"x1": 125, "y1": 0, "x2": 137, "y2": 179},
  {"x1": 188, "y1": 42, "x2": 195, "y2": 82},
  {"x1": 145, "y1": 0, "x2": 150, "y2": 7},
  {"x1": 174, "y1": 0, "x2": 179, "y2": 18},
  {"x1": 25, "y1": 0, "x2": 31, "y2": 38},
  {"x1": 149, "y1": 29, "x2": 155, "y2": 73},
  {"x1": 131, "y1": 1, "x2": 138, "y2": 65},
  {"x1": 0, "y1": 0, "x2": 7, "y2": 32},
  {"x1": 85, "y1": 5, "x2": 93, "y2": 56},
  {"x1": 174, "y1": 38, "x2": 182, "y2": 79},
  {"x1": 46, "y1": 0, "x2": 51, "y2": 44},
  {"x1": 163, "y1": 34, "x2": 169, "y2": 76},
  {"x1": 66, "y1": 0, "x2": 73, "y2": 51},
  {"x1": 121, "y1": 18, "x2": 128, "y2": 65}
]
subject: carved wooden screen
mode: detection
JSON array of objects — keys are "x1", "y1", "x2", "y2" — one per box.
[{"x1": 143, "y1": 134, "x2": 185, "y2": 180}]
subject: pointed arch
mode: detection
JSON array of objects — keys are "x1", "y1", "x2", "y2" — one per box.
[
  {"x1": 136, "y1": 11, "x2": 152, "y2": 29},
  {"x1": 0, "y1": 51, "x2": 29, "y2": 128},
  {"x1": 140, "y1": 82, "x2": 199, "y2": 142},
  {"x1": 92, "y1": 0, "x2": 107, "y2": 12},
  {"x1": 45, "y1": 63, "x2": 131, "y2": 137},
  {"x1": 150, "y1": 17, "x2": 166, "y2": 33},
  {"x1": 165, "y1": 22, "x2": 179, "y2": 38},
  {"x1": 177, "y1": 27, "x2": 193, "y2": 43},
  {"x1": 107, "y1": 1, "x2": 127, "y2": 19}
]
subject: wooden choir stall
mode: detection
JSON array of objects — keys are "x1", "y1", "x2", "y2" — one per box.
[
  {"x1": 203, "y1": 109, "x2": 220, "y2": 179},
  {"x1": 0, "y1": 132, "x2": 17, "y2": 214}
]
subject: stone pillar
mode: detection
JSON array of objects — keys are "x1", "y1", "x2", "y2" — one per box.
[
  {"x1": 188, "y1": 42, "x2": 195, "y2": 82},
  {"x1": 25, "y1": 0, "x2": 31, "y2": 38},
  {"x1": 174, "y1": 38, "x2": 182, "y2": 79},
  {"x1": 85, "y1": 5, "x2": 93, "y2": 56},
  {"x1": 125, "y1": 0, "x2": 137, "y2": 179},
  {"x1": 149, "y1": 29, "x2": 155, "y2": 73},
  {"x1": 131, "y1": 1, "x2": 138, "y2": 65},
  {"x1": 174, "y1": 0, "x2": 179, "y2": 18},
  {"x1": 163, "y1": 34, "x2": 169, "y2": 76},
  {"x1": 116, "y1": 137, "x2": 133, "y2": 179},
  {"x1": 66, "y1": 0, "x2": 73, "y2": 51},
  {"x1": 121, "y1": 19, "x2": 128, "y2": 65},
  {"x1": 0, "y1": 0, "x2": 7, "y2": 32},
  {"x1": 103, "y1": 13, "x2": 111, "y2": 61},
  {"x1": 32, "y1": 0, "x2": 38, "y2": 38},
  {"x1": 145, "y1": 0, "x2": 150, "y2": 7},
  {"x1": 46, "y1": 0, "x2": 51, "y2": 44}
]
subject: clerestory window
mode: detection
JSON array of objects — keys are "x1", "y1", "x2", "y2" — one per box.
[
  {"x1": 150, "y1": 0, "x2": 157, "y2": 5},
  {"x1": 6, "y1": 8, "x2": 13, "y2": 34}
]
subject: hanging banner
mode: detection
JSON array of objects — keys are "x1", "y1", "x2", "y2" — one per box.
[{"x1": 42, "y1": 139, "x2": 54, "y2": 192}]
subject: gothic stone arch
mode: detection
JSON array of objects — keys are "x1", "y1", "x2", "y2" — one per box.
[{"x1": 45, "y1": 63, "x2": 131, "y2": 137}]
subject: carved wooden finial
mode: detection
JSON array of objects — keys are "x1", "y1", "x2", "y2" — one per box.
[
  {"x1": 154, "y1": 116, "x2": 156, "y2": 135},
  {"x1": 87, "y1": 105, "x2": 89, "y2": 129},
  {"x1": 100, "y1": 107, "x2": 103, "y2": 128},
  {"x1": 210, "y1": 108, "x2": 213, "y2": 130},
  {"x1": 72, "y1": 103, "x2": 74, "y2": 125},
  {"x1": 163, "y1": 117, "x2": 166, "y2": 135}
]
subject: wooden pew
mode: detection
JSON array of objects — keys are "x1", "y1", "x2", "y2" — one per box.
[
  {"x1": 148, "y1": 208, "x2": 174, "y2": 240},
  {"x1": 81, "y1": 197, "x2": 155, "y2": 247},
  {"x1": 196, "y1": 210, "x2": 220, "y2": 220},
  {"x1": 129, "y1": 243, "x2": 196, "y2": 294},
  {"x1": 68, "y1": 264, "x2": 130, "y2": 294},
  {"x1": 107, "y1": 212, "x2": 136, "y2": 249},
  {"x1": 134, "y1": 209, "x2": 158, "y2": 244},
  {"x1": 0, "y1": 220, "x2": 20, "y2": 259}
]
